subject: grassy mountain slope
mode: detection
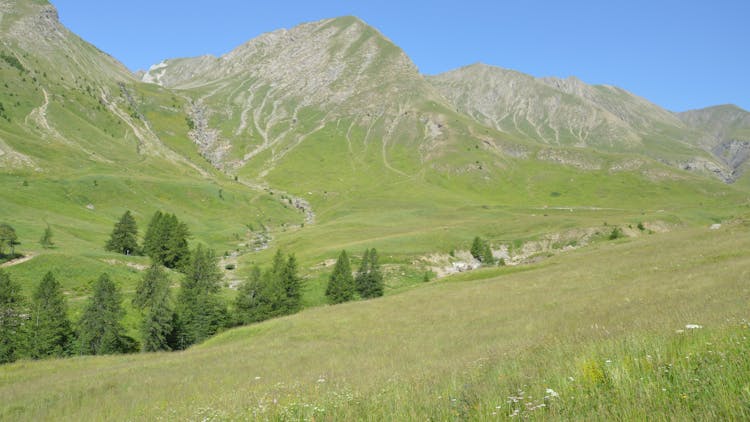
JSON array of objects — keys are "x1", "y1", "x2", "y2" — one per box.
[
  {"x1": 2, "y1": 222, "x2": 749, "y2": 420},
  {"x1": 1, "y1": 3, "x2": 747, "y2": 310},
  {"x1": 0, "y1": 0, "x2": 303, "y2": 328}
]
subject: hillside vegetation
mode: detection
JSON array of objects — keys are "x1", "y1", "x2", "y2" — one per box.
[
  {"x1": 1, "y1": 0, "x2": 750, "y2": 419},
  {"x1": 2, "y1": 223, "x2": 749, "y2": 420}
]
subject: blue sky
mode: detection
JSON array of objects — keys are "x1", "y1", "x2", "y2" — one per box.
[{"x1": 51, "y1": 0, "x2": 749, "y2": 112}]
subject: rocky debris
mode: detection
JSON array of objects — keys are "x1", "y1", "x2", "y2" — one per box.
[
  {"x1": 188, "y1": 101, "x2": 231, "y2": 167},
  {"x1": 678, "y1": 157, "x2": 734, "y2": 183},
  {"x1": 536, "y1": 148, "x2": 602, "y2": 170},
  {"x1": 418, "y1": 223, "x2": 672, "y2": 279}
]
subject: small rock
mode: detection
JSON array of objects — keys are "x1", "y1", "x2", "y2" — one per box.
[
  {"x1": 709, "y1": 223, "x2": 721, "y2": 230},
  {"x1": 86, "y1": 203, "x2": 95, "y2": 210}
]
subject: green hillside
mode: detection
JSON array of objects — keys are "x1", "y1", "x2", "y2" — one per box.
[
  {"x1": 2, "y1": 223, "x2": 749, "y2": 420},
  {"x1": 1, "y1": 1, "x2": 750, "y2": 419}
]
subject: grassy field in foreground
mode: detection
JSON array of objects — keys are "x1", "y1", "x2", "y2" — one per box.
[{"x1": 1, "y1": 221, "x2": 749, "y2": 420}]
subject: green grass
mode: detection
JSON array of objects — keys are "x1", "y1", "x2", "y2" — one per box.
[{"x1": 2, "y1": 222, "x2": 749, "y2": 420}]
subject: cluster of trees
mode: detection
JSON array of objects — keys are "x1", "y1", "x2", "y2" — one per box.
[
  {"x1": 470, "y1": 236, "x2": 497, "y2": 265},
  {"x1": 0, "y1": 241, "x2": 237, "y2": 363},
  {"x1": 106, "y1": 211, "x2": 190, "y2": 270},
  {"x1": 234, "y1": 250, "x2": 302, "y2": 324},
  {"x1": 325, "y1": 249, "x2": 384, "y2": 304}
]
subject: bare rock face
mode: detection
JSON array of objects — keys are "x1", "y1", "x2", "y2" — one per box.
[
  {"x1": 427, "y1": 63, "x2": 689, "y2": 150},
  {"x1": 2, "y1": 0, "x2": 132, "y2": 83},
  {"x1": 427, "y1": 63, "x2": 738, "y2": 181},
  {"x1": 678, "y1": 105, "x2": 750, "y2": 181}
]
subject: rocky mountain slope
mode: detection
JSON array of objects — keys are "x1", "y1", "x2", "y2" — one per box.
[
  {"x1": 678, "y1": 105, "x2": 750, "y2": 180},
  {"x1": 427, "y1": 63, "x2": 742, "y2": 182}
]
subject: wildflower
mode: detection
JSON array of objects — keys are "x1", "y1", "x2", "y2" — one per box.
[{"x1": 545, "y1": 388, "x2": 559, "y2": 398}]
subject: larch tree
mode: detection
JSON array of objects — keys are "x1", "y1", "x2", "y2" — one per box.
[
  {"x1": 280, "y1": 253, "x2": 302, "y2": 313},
  {"x1": 39, "y1": 225, "x2": 54, "y2": 249},
  {"x1": 29, "y1": 272, "x2": 73, "y2": 358},
  {"x1": 105, "y1": 210, "x2": 139, "y2": 255},
  {"x1": 133, "y1": 264, "x2": 175, "y2": 352},
  {"x1": 0, "y1": 223, "x2": 20, "y2": 256},
  {"x1": 325, "y1": 250, "x2": 355, "y2": 304},
  {"x1": 176, "y1": 245, "x2": 228, "y2": 348},
  {"x1": 0, "y1": 269, "x2": 26, "y2": 364},
  {"x1": 77, "y1": 273, "x2": 133, "y2": 355}
]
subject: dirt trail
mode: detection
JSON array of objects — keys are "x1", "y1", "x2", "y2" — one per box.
[{"x1": 1, "y1": 252, "x2": 36, "y2": 268}]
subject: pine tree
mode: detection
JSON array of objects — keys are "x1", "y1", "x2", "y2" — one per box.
[
  {"x1": 143, "y1": 212, "x2": 190, "y2": 270},
  {"x1": 29, "y1": 272, "x2": 73, "y2": 358},
  {"x1": 356, "y1": 249, "x2": 384, "y2": 299},
  {"x1": 325, "y1": 250, "x2": 354, "y2": 304},
  {"x1": 176, "y1": 245, "x2": 228, "y2": 347},
  {"x1": 355, "y1": 249, "x2": 370, "y2": 296},
  {"x1": 366, "y1": 248, "x2": 384, "y2": 298},
  {"x1": 39, "y1": 225, "x2": 54, "y2": 249},
  {"x1": 237, "y1": 267, "x2": 286, "y2": 324},
  {"x1": 142, "y1": 211, "x2": 164, "y2": 258},
  {"x1": 105, "y1": 210, "x2": 139, "y2": 255},
  {"x1": 470, "y1": 236, "x2": 484, "y2": 261},
  {"x1": 133, "y1": 264, "x2": 174, "y2": 352},
  {"x1": 481, "y1": 242, "x2": 495, "y2": 265},
  {"x1": 0, "y1": 223, "x2": 20, "y2": 257},
  {"x1": 280, "y1": 253, "x2": 302, "y2": 313},
  {"x1": 162, "y1": 214, "x2": 190, "y2": 270},
  {"x1": 0, "y1": 269, "x2": 26, "y2": 364},
  {"x1": 234, "y1": 266, "x2": 263, "y2": 324},
  {"x1": 77, "y1": 273, "x2": 133, "y2": 355}
]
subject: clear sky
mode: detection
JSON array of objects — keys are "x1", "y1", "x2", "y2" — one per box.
[{"x1": 50, "y1": 0, "x2": 749, "y2": 112}]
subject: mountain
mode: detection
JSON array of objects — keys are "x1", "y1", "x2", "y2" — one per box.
[
  {"x1": 677, "y1": 105, "x2": 750, "y2": 181},
  {"x1": 427, "y1": 63, "x2": 737, "y2": 182}
]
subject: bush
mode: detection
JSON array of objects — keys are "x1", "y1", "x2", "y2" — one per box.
[{"x1": 609, "y1": 227, "x2": 624, "y2": 240}]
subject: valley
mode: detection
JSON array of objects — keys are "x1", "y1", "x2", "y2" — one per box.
[{"x1": 0, "y1": 0, "x2": 749, "y2": 419}]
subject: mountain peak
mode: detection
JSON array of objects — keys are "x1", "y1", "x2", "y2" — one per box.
[{"x1": 142, "y1": 15, "x2": 422, "y2": 107}]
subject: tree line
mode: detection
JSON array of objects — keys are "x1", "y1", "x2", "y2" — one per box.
[{"x1": 1, "y1": 210, "x2": 389, "y2": 365}]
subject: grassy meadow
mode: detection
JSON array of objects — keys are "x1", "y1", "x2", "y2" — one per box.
[{"x1": 2, "y1": 221, "x2": 749, "y2": 420}]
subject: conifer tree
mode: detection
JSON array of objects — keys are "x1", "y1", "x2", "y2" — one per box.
[
  {"x1": 356, "y1": 249, "x2": 384, "y2": 299},
  {"x1": 280, "y1": 253, "x2": 302, "y2": 313},
  {"x1": 105, "y1": 210, "x2": 139, "y2": 255},
  {"x1": 325, "y1": 250, "x2": 354, "y2": 304},
  {"x1": 176, "y1": 245, "x2": 228, "y2": 347},
  {"x1": 39, "y1": 225, "x2": 54, "y2": 249},
  {"x1": 355, "y1": 249, "x2": 370, "y2": 296},
  {"x1": 236, "y1": 267, "x2": 286, "y2": 324},
  {"x1": 143, "y1": 212, "x2": 190, "y2": 270},
  {"x1": 0, "y1": 223, "x2": 19, "y2": 256},
  {"x1": 0, "y1": 269, "x2": 26, "y2": 364},
  {"x1": 481, "y1": 242, "x2": 495, "y2": 265},
  {"x1": 142, "y1": 211, "x2": 164, "y2": 258},
  {"x1": 470, "y1": 236, "x2": 484, "y2": 261},
  {"x1": 77, "y1": 273, "x2": 133, "y2": 355},
  {"x1": 366, "y1": 248, "x2": 384, "y2": 298},
  {"x1": 234, "y1": 266, "x2": 263, "y2": 324},
  {"x1": 29, "y1": 272, "x2": 73, "y2": 358},
  {"x1": 133, "y1": 264, "x2": 174, "y2": 352}
]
